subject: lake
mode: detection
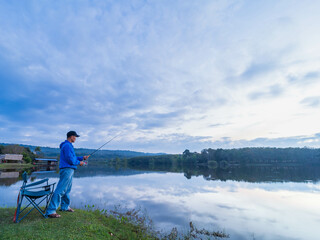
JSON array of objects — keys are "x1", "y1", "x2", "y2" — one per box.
[{"x1": 1, "y1": 164, "x2": 320, "y2": 240}]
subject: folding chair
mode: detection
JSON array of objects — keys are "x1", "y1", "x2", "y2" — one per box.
[{"x1": 13, "y1": 171, "x2": 56, "y2": 223}]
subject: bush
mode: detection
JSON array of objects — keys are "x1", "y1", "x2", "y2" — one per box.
[{"x1": 22, "y1": 152, "x2": 32, "y2": 163}]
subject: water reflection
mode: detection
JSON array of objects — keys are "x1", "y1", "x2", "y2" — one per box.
[
  {"x1": 0, "y1": 171, "x2": 19, "y2": 178},
  {"x1": 0, "y1": 170, "x2": 20, "y2": 186},
  {"x1": 1, "y1": 166, "x2": 320, "y2": 239},
  {"x1": 112, "y1": 161, "x2": 320, "y2": 183}
]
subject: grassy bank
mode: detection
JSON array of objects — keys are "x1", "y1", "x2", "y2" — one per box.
[
  {"x1": 0, "y1": 163, "x2": 33, "y2": 170},
  {"x1": 0, "y1": 207, "x2": 157, "y2": 240},
  {"x1": 0, "y1": 207, "x2": 229, "y2": 240}
]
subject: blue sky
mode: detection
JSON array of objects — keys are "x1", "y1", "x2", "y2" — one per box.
[{"x1": 1, "y1": 0, "x2": 320, "y2": 153}]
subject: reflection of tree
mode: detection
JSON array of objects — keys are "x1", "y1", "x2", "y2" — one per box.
[
  {"x1": 184, "y1": 171, "x2": 192, "y2": 179},
  {"x1": 109, "y1": 147, "x2": 320, "y2": 183},
  {"x1": 0, "y1": 177, "x2": 20, "y2": 186},
  {"x1": 0, "y1": 167, "x2": 33, "y2": 186}
]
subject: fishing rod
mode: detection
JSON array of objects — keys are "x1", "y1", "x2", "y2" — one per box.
[
  {"x1": 89, "y1": 133, "x2": 121, "y2": 157},
  {"x1": 83, "y1": 133, "x2": 121, "y2": 165}
]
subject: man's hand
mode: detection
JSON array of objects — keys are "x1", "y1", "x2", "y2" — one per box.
[
  {"x1": 79, "y1": 161, "x2": 85, "y2": 166},
  {"x1": 83, "y1": 155, "x2": 89, "y2": 160}
]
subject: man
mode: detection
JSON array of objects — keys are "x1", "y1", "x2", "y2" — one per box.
[{"x1": 46, "y1": 131, "x2": 89, "y2": 218}]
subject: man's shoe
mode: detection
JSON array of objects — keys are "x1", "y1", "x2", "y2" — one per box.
[
  {"x1": 48, "y1": 213, "x2": 61, "y2": 218},
  {"x1": 59, "y1": 208, "x2": 75, "y2": 212}
]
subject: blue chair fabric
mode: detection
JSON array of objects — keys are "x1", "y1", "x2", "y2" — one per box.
[{"x1": 13, "y1": 171, "x2": 56, "y2": 223}]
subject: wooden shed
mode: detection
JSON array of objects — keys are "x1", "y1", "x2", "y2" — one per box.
[
  {"x1": 34, "y1": 158, "x2": 57, "y2": 166},
  {"x1": 0, "y1": 154, "x2": 23, "y2": 163}
]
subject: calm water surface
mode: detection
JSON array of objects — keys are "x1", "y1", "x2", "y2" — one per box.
[{"x1": 1, "y1": 166, "x2": 320, "y2": 240}]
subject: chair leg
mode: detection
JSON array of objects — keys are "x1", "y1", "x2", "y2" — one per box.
[
  {"x1": 18, "y1": 205, "x2": 37, "y2": 223},
  {"x1": 14, "y1": 194, "x2": 23, "y2": 223},
  {"x1": 18, "y1": 201, "x2": 33, "y2": 216},
  {"x1": 27, "y1": 197, "x2": 49, "y2": 217},
  {"x1": 45, "y1": 190, "x2": 55, "y2": 213},
  {"x1": 16, "y1": 195, "x2": 51, "y2": 223}
]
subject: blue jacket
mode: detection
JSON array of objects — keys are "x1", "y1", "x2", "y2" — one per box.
[{"x1": 59, "y1": 140, "x2": 83, "y2": 169}]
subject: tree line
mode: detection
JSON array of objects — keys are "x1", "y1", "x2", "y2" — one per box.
[
  {"x1": 183, "y1": 147, "x2": 320, "y2": 166},
  {"x1": 110, "y1": 147, "x2": 320, "y2": 170}
]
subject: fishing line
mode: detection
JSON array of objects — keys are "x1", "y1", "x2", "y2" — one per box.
[{"x1": 83, "y1": 133, "x2": 121, "y2": 165}]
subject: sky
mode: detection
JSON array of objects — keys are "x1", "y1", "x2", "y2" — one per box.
[{"x1": 0, "y1": 0, "x2": 320, "y2": 153}]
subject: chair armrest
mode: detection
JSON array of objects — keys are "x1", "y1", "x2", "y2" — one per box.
[
  {"x1": 44, "y1": 183, "x2": 56, "y2": 191},
  {"x1": 24, "y1": 183, "x2": 56, "y2": 191},
  {"x1": 22, "y1": 178, "x2": 49, "y2": 188},
  {"x1": 44, "y1": 183, "x2": 56, "y2": 190}
]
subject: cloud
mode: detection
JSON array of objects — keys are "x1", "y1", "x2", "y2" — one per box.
[
  {"x1": 248, "y1": 84, "x2": 284, "y2": 100},
  {"x1": 207, "y1": 133, "x2": 320, "y2": 149},
  {"x1": 300, "y1": 96, "x2": 320, "y2": 108},
  {"x1": 288, "y1": 71, "x2": 320, "y2": 85},
  {"x1": 305, "y1": 71, "x2": 320, "y2": 79},
  {"x1": 240, "y1": 61, "x2": 278, "y2": 80}
]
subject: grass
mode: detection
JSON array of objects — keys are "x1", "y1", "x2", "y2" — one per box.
[
  {"x1": 0, "y1": 207, "x2": 158, "y2": 240},
  {"x1": 0, "y1": 163, "x2": 33, "y2": 170},
  {"x1": 0, "y1": 207, "x2": 229, "y2": 240}
]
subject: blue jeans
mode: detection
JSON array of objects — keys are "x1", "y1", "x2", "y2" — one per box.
[{"x1": 46, "y1": 168, "x2": 74, "y2": 215}]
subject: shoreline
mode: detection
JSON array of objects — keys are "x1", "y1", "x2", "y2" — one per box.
[{"x1": 0, "y1": 163, "x2": 33, "y2": 170}]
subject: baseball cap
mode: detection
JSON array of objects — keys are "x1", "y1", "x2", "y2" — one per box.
[{"x1": 67, "y1": 131, "x2": 80, "y2": 138}]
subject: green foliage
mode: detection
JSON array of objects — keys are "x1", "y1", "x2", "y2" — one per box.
[
  {"x1": 1, "y1": 144, "x2": 25, "y2": 154},
  {"x1": 35, "y1": 146, "x2": 41, "y2": 152},
  {"x1": 22, "y1": 147, "x2": 35, "y2": 163},
  {"x1": 22, "y1": 152, "x2": 32, "y2": 163},
  {"x1": 183, "y1": 149, "x2": 191, "y2": 157}
]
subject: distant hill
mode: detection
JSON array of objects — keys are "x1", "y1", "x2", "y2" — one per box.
[{"x1": 0, "y1": 143, "x2": 165, "y2": 160}]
